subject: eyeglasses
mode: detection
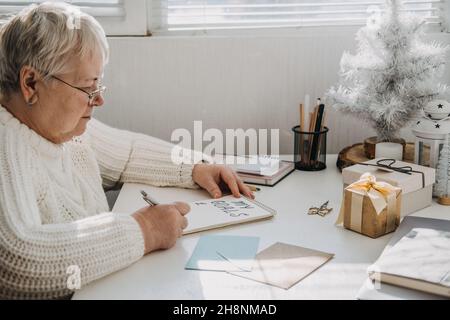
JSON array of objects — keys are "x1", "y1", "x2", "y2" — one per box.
[{"x1": 52, "y1": 75, "x2": 106, "y2": 105}]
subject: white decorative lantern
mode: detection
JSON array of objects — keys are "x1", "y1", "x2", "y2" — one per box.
[
  {"x1": 424, "y1": 99, "x2": 450, "y2": 120},
  {"x1": 412, "y1": 114, "x2": 450, "y2": 168}
]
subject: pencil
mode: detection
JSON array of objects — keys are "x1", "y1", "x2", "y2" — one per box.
[
  {"x1": 315, "y1": 109, "x2": 327, "y2": 161},
  {"x1": 244, "y1": 184, "x2": 261, "y2": 192},
  {"x1": 308, "y1": 108, "x2": 318, "y2": 165},
  {"x1": 299, "y1": 103, "x2": 304, "y2": 132},
  {"x1": 299, "y1": 103, "x2": 305, "y2": 164}
]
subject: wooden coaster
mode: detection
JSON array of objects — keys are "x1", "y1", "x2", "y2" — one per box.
[{"x1": 438, "y1": 197, "x2": 450, "y2": 206}]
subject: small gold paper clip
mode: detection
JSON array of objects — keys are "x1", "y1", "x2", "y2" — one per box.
[
  {"x1": 308, "y1": 201, "x2": 333, "y2": 217},
  {"x1": 317, "y1": 207, "x2": 333, "y2": 217}
]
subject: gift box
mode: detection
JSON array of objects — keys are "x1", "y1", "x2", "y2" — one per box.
[
  {"x1": 342, "y1": 159, "x2": 435, "y2": 217},
  {"x1": 337, "y1": 173, "x2": 402, "y2": 238}
]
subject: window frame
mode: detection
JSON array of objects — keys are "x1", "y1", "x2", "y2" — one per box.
[
  {"x1": 0, "y1": 0, "x2": 148, "y2": 36},
  {"x1": 146, "y1": 0, "x2": 450, "y2": 37},
  {"x1": 445, "y1": 0, "x2": 450, "y2": 31},
  {"x1": 0, "y1": 0, "x2": 446, "y2": 36},
  {"x1": 99, "y1": 0, "x2": 148, "y2": 36}
]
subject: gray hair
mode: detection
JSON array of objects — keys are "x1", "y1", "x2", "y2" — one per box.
[{"x1": 0, "y1": 2, "x2": 109, "y2": 99}]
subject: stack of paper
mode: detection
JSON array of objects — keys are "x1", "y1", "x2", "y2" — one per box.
[
  {"x1": 231, "y1": 155, "x2": 280, "y2": 177},
  {"x1": 213, "y1": 154, "x2": 295, "y2": 186}
]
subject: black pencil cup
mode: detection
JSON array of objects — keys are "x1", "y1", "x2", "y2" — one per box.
[{"x1": 292, "y1": 126, "x2": 329, "y2": 171}]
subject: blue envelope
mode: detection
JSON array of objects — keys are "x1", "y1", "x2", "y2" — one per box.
[{"x1": 185, "y1": 235, "x2": 260, "y2": 272}]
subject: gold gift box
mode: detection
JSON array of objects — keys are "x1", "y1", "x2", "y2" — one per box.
[{"x1": 338, "y1": 173, "x2": 402, "y2": 238}]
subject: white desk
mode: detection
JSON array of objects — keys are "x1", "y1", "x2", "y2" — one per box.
[{"x1": 73, "y1": 155, "x2": 449, "y2": 300}]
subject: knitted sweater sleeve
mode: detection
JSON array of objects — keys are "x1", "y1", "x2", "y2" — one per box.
[
  {"x1": 86, "y1": 118, "x2": 201, "y2": 190},
  {"x1": 0, "y1": 129, "x2": 145, "y2": 299}
]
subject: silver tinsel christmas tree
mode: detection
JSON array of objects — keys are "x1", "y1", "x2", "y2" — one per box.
[
  {"x1": 326, "y1": 0, "x2": 448, "y2": 142},
  {"x1": 435, "y1": 134, "x2": 450, "y2": 199}
]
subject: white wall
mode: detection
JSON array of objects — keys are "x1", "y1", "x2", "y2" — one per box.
[{"x1": 96, "y1": 31, "x2": 450, "y2": 155}]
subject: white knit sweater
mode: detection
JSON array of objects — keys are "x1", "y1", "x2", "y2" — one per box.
[{"x1": 0, "y1": 105, "x2": 198, "y2": 299}]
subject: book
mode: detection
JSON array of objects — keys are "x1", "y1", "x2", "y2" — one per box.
[
  {"x1": 368, "y1": 227, "x2": 450, "y2": 298},
  {"x1": 232, "y1": 155, "x2": 280, "y2": 177},
  {"x1": 358, "y1": 216, "x2": 450, "y2": 300},
  {"x1": 112, "y1": 183, "x2": 276, "y2": 235},
  {"x1": 214, "y1": 154, "x2": 295, "y2": 187},
  {"x1": 233, "y1": 160, "x2": 295, "y2": 187}
]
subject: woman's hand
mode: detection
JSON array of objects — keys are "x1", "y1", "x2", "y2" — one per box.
[
  {"x1": 132, "y1": 202, "x2": 190, "y2": 254},
  {"x1": 192, "y1": 163, "x2": 254, "y2": 199}
]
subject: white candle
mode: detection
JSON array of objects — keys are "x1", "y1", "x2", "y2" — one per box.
[{"x1": 375, "y1": 142, "x2": 403, "y2": 160}]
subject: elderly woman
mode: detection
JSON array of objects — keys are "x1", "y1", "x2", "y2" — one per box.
[{"x1": 0, "y1": 2, "x2": 253, "y2": 299}]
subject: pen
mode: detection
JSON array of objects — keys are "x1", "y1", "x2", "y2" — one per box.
[
  {"x1": 244, "y1": 184, "x2": 261, "y2": 192},
  {"x1": 140, "y1": 190, "x2": 160, "y2": 206}
]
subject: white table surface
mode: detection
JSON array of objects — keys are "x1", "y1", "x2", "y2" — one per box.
[{"x1": 73, "y1": 155, "x2": 450, "y2": 300}]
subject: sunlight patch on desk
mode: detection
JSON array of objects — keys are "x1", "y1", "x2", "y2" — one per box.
[
  {"x1": 195, "y1": 258, "x2": 255, "y2": 272},
  {"x1": 195, "y1": 262, "x2": 372, "y2": 299}
]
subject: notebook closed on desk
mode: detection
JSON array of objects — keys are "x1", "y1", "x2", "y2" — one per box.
[
  {"x1": 368, "y1": 228, "x2": 450, "y2": 298},
  {"x1": 232, "y1": 161, "x2": 295, "y2": 187},
  {"x1": 358, "y1": 216, "x2": 450, "y2": 300},
  {"x1": 113, "y1": 183, "x2": 276, "y2": 235},
  {"x1": 214, "y1": 155, "x2": 295, "y2": 187}
]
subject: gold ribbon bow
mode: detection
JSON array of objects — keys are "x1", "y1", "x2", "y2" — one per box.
[{"x1": 336, "y1": 172, "x2": 401, "y2": 233}]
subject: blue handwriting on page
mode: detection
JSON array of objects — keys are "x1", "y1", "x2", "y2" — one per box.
[{"x1": 193, "y1": 200, "x2": 255, "y2": 218}]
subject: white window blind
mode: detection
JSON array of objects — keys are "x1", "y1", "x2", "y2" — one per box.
[
  {"x1": 0, "y1": 0, "x2": 148, "y2": 35},
  {"x1": 0, "y1": 0, "x2": 124, "y2": 17},
  {"x1": 150, "y1": 0, "x2": 447, "y2": 34}
]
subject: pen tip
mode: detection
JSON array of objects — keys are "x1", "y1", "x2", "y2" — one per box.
[{"x1": 140, "y1": 190, "x2": 147, "y2": 196}]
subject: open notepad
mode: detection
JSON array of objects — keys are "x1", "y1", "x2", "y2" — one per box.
[{"x1": 112, "y1": 183, "x2": 276, "y2": 235}]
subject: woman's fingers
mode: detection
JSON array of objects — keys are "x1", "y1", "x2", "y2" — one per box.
[
  {"x1": 221, "y1": 169, "x2": 241, "y2": 198},
  {"x1": 202, "y1": 177, "x2": 223, "y2": 199},
  {"x1": 172, "y1": 201, "x2": 191, "y2": 215},
  {"x1": 233, "y1": 172, "x2": 254, "y2": 199},
  {"x1": 181, "y1": 216, "x2": 188, "y2": 229},
  {"x1": 193, "y1": 164, "x2": 254, "y2": 199},
  {"x1": 171, "y1": 203, "x2": 189, "y2": 237}
]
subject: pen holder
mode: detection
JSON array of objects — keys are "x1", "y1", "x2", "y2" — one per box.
[{"x1": 292, "y1": 126, "x2": 329, "y2": 171}]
